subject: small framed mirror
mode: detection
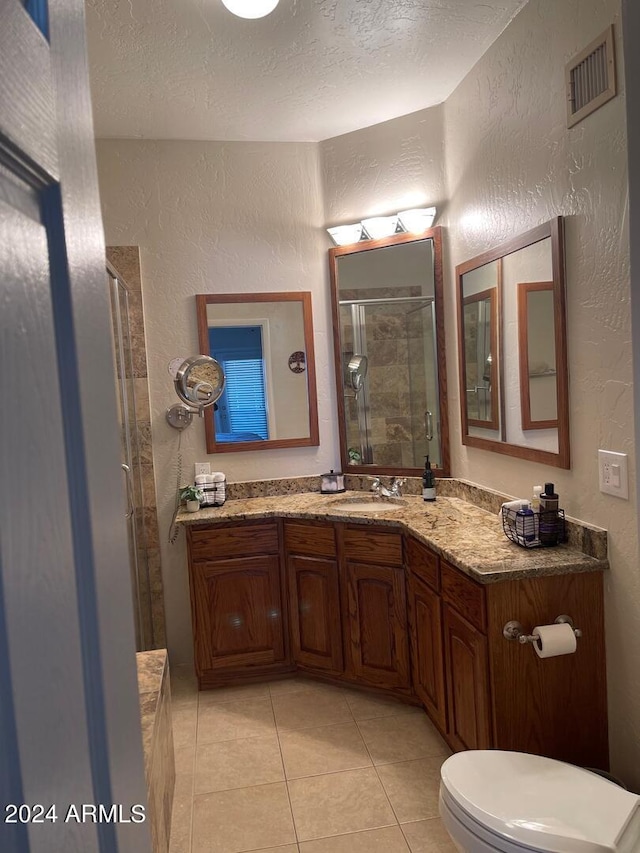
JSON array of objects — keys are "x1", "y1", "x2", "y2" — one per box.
[
  {"x1": 456, "y1": 217, "x2": 569, "y2": 468},
  {"x1": 196, "y1": 292, "x2": 319, "y2": 453}
]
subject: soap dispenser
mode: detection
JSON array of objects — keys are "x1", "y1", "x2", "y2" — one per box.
[{"x1": 422, "y1": 456, "x2": 436, "y2": 502}]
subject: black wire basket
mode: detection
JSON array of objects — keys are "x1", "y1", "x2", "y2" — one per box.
[{"x1": 502, "y1": 506, "x2": 566, "y2": 548}]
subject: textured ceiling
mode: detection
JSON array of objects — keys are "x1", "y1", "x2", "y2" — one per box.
[{"x1": 86, "y1": 0, "x2": 528, "y2": 142}]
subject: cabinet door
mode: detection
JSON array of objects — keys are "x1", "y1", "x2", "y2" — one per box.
[
  {"x1": 443, "y1": 604, "x2": 492, "y2": 751},
  {"x1": 192, "y1": 555, "x2": 285, "y2": 674},
  {"x1": 287, "y1": 555, "x2": 343, "y2": 673},
  {"x1": 346, "y1": 561, "x2": 410, "y2": 690},
  {"x1": 408, "y1": 575, "x2": 447, "y2": 733}
]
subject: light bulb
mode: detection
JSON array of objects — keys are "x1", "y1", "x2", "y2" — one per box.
[{"x1": 221, "y1": 0, "x2": 279, "y2": 19}]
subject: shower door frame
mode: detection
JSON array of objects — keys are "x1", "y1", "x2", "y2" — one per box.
[{"x1": 107, "y1": 263, "x2": 153, "y2": 651}]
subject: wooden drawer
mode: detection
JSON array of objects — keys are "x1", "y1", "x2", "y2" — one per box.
[
  {"x1": 406, "y1": 536, "x2": 440, "y2": 591},
  {"x1": 284, "y1": 520, "x2": 336, "y2": 558},
  {"x1": 343, "y1": 526, "x2": 403, "y2": 566},
  {"x1": 189, "y1": 522, "x2": 279, "y2": 562},
  {"x1": 441, "y1": 560, "x2": 486, "y2": 633}
]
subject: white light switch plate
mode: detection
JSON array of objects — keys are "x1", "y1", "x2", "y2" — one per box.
[
  {"x1": 598, "y1": 450, "x2": 629, "y2": 499},
  {"x1": 194, "y1": 462, "x2": 211, "y2": 477}
]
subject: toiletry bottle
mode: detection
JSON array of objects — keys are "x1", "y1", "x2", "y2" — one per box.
[
  {"x1": 539, "y1": 483, "x2": 559, "y2": 545},
  {"x1": 517, "y1": 502, "x2": 536, "y2": 543},
  {"x1": 540, "y1": 483, "x2": 559, "y2": 511},
  {"x1": 422, "y1": 456, "x2": 436, "y2": 502},
  {"x1": 532, "y1": 485, "x2": 542, "y2": 513}
]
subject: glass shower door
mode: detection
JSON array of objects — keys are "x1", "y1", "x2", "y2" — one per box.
[
  {"x1": 341, "y1": 296, "x2": 441, "y2": 469},
  {"x1": 107, "y1": 267, "x2": 151, "y2": 651}
]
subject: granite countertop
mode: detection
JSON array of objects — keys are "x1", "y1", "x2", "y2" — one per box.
[
  {"x1": 136, "y1": 649, "x2": 168, "y2": 781},
  {"x1": 176, "y1": 491, "x2": 608, "y2": 584}
]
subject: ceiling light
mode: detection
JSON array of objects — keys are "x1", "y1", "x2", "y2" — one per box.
[
  {"x1": 360, "y1": 215, "x2": 398, "y2": 240},
  {"x1": 327, "y1": 223, "x2": 366, "y2": 246},
  {"x1": 221, "y1": 0, "x2": 279, "y2": 19},
  {"x1": 397, "y1": 207, "x2": 436, "y2": 234}
]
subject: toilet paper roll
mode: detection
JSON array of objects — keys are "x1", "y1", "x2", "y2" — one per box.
[{"x1": 532, "y1": 623, "x2": 577, "y2": 658}]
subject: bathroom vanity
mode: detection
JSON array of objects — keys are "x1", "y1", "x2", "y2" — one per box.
[{"x1": 179, "y1": 489, "x2": 609, "y2": 770}]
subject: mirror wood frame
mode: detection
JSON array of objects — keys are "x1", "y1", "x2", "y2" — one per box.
[
  {"x1": 196, "y1": 292, "x2": 320, "y2": 454},
  {"x1": 329, "y1": 227, "x2": 450, "y2": 478},
  {"x1": 456, "y1": 217, "x2": 570, "y2": 469},
  {"x1": 463, "y1": 286, "x2": 500, "y2": 430}
]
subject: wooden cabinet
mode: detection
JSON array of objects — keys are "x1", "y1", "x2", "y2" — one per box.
[
  {"x1": 408, "y1": 573, "x2": 447, "y2": 733},
  {"x1": 341, "y1": 525, "x2": 410, "y2": 691},
  {"x1": 284, "y1": 520, "x2": 411, "y2": 692},
  {"x1": 185, "y1": 516, "x2": 608, "y2": 769},
  {"x1": 287, "y1": 554, "x2": 343, "y2": 674},
  {"x1": 345, "y1": 560, "x2": 411, "y2": 690},
  {"x1": 443, "y1": 603, "x2": 491, "y2": 751},
  {"x1": 187, "y1": 521, "x2": 289, "y2": 686}
]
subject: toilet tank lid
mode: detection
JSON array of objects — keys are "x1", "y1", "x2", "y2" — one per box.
[{"x1": 440, "y1": 751, "x2": 640, "y2": 853}]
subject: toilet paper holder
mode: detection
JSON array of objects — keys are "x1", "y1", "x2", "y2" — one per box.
[{"x1": 503, "y1": 615, "x2": 582, "y2": 644}]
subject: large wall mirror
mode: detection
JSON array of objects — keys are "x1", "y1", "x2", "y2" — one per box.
[
  {"x1": 329, "y1": 228, "x2": 449, "y2": 477},
  {"x1": 456, "y1": 217, "x2": 569, "y2": 468},
  {"x1": 196, "y1": 292, "x2": 319, "y2": 453}
]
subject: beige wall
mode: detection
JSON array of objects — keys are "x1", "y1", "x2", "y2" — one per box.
[
  {"x1": 321, "y1": 104, "x2": 447, "y2": 227},
  {"x1": 444, "y1": 0, "x2": 637, "y2": 789},
  {"x1": 96, "y1": 140, "x2": 338, "y2": 665},
  {"x1": 96, "y1": 0, "x2": 639, "y2": 789}
]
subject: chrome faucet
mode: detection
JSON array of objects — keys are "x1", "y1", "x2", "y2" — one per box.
[
  {"x1": 368, "y1": 476, "x2": 405, "y2": 498},
  {"x1": 389, "y1": 477, "x2": 406, "y2": 497},
  {"x1": 368, "y1": 477, "x2": 392, "y2": 498}
]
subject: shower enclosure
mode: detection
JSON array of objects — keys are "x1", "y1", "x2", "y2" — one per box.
[
  {"x1": 107, "y1": 264, "x2": 153, "y2": 651},
  {"x1": 339, "y1": 294, "x2": 440, "y2": 469}
]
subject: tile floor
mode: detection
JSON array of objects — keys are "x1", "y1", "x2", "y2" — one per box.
[{"x1": 169, "y1": 667, "x2": 457, "y2": 853}]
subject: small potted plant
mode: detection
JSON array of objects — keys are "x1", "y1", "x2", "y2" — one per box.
[{"x1": 180, "y1": 485, "x2": 204, "y2": 513}]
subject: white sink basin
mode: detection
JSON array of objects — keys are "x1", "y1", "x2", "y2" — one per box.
[{"x1": 328, "y1": 496, "x2": 407, "y2": 513}]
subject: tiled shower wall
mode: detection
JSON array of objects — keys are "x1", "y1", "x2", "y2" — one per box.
[
  {"x1": 107, "y1": 246, "x2": 166, "y2": 649},
  {"x1": 340, "y1": 286, "x2": 430, "y2": 468}
]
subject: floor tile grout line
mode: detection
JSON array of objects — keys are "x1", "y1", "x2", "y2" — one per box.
[
  {"x1": 353, "y1": 715, "x2": 406, "y2": 828},
  {"x1": 276, "y1": 724, "x2": 301, "y2": 847}
]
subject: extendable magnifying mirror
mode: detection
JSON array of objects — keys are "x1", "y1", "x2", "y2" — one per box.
[{"x1": 166, "y1": 355, "x2": 225, "y2": 429}]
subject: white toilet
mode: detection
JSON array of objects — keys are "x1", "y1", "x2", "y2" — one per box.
[{"x1": 439, "y1": 750, "x2": 640, "y2": 852}]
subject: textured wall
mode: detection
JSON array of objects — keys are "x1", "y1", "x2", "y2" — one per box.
[
  {"x1": 96, "y1": 139, "x2": 335, "y2": 665},
  {"x1": 321, "y1": 105, "x2": 447, "y2": 225},
  {"x1": 442, "y1": 0, "x2": 636, "y2": 787}
]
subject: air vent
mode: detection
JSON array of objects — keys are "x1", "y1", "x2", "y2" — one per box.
[{"x1": 565, "y1": 26, "x2": 616, "y2": 128}]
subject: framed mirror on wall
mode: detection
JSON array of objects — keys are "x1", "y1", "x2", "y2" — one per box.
[
  {"x1": 196, "y1": 292, "x2": 319, "y2": 453},
  {"x1": 456, "y1": 217, "x2": 569, "y2": 468},
  {"x1": 329, "y1": 228, "x2": 449, "y2": 477}
]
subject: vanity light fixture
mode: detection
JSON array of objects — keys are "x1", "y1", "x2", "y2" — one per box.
[
  {"x1": 360, "y1": 215, "x2": 399, "y2": 240},
  {"x1": 397, "y1": 206, "x2": 436, "y2": 234},
  {"x1": 221, "y1": 0, "x2": 279, "y2": 19},
  {"x1": 327, "y1": 223, "x2": 368, "y2": 246},
  {"x1": 326, "y1": 207, "x2": 437, "y2": 246}
]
